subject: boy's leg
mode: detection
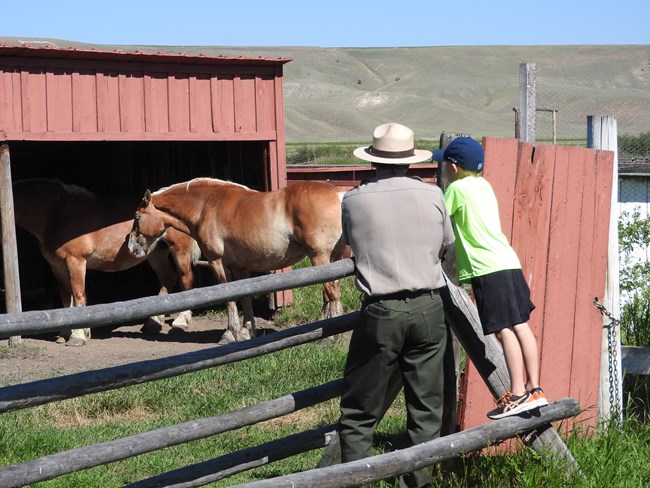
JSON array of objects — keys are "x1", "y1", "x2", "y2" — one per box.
[
  {"x1": 513, "y1": 322, "x2": 540, "y2": 389},
  {"x1": 495, "y1": 327, "x2": 526, "y2": 395}
]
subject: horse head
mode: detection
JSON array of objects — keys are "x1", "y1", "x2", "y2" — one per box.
[{"x1": 128, "y1": 190, "x2": 167, "y2": 258}]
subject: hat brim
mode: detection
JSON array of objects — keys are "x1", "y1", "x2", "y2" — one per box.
[
  {"x1": 353, "y1": 146, "x2": 432, "y2": 165},
  {"x1": 431, "y1": 148, "x2": 446, "y2": 162}
]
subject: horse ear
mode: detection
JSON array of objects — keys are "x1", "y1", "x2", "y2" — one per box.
[{"x1": 143, "y1": 190, "x2": 152, "y2": 206}]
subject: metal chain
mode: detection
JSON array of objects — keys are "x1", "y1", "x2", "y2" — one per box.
[{"x1": 593, "y1": 297, "x2": 622, "y2": 420}]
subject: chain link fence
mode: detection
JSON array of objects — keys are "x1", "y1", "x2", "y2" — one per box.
[{"x1": 533, "y1": 58, "x2": 650, "y2": 160}]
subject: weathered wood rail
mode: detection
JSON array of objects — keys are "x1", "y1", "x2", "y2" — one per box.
[
  {"x1": 234, "y1": 400, "x2": 581, "y2": 488},
  {"x1": 0, "y1": 259, "x2": 356, "y2": 338},
  {"x1": 0, "y1": 259, "x2": 581, "y2": 486},
  {"x1": 621, "y1": 346, "x2": 650, "y2": 375}
]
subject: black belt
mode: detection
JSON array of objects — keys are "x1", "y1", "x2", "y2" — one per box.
[{"x1": 364, "y1": 288, "x2": 440, "y2": 304}]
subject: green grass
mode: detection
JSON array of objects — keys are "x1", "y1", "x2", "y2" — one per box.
[{"x1": 286, "y1": 140, "x2": 438, "y2": 166}]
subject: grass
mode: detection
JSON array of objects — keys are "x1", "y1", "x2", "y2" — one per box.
[
  {"x1": 0, "y1": 342, "x2": 46, "y2": 360},
  {"x1": 286, "y1": 140, "x2": 438, "y2": 166},
  {"x1": 286, "y1": 138, "x2": 589, "y2": 166}
]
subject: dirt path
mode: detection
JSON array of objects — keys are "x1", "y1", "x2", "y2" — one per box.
[{"x1": 0, "y1": 314, "x2": 277, "y2": 385}]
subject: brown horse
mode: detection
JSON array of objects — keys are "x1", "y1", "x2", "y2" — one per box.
[
  {"x1": 12, "y1": 179, "x2": 201, "y2": 346},
  {"x1": 127, "y1": 178, "x2": 346, "y2": 343}
]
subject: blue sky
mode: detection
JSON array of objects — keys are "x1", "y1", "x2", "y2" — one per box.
[{"x1": 2, "y1": 0, "x2": 648, "y2": 47}]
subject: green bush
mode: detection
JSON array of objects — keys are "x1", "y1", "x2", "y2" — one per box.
[
  {"x1": 618, "y1": 131, "x2": 650, "y2": 159},
  {"x1": 618, "y1": 210, "x2": 650, "y2": 347}
]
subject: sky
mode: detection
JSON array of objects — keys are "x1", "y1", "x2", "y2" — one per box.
[{"x1": 2, "y1": 0, "x2": 648, "y2": 48}]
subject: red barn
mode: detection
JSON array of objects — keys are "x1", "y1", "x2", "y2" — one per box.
[{"x1": 0, "y1": 43, "x2": 291, "y2": 308}]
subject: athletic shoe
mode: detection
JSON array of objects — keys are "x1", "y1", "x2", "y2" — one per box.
[
  {"x1": 529, "y1": 387, "x2": 549, "y2": 408},
  {"x1": 487, "y1": 391, "x2": 537, "y2": 419}
]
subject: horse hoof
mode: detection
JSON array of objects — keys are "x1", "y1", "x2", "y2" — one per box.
[
  {"x1": 169, "y1": 325, "x2": 188, "y2": 334},
  {"x1": 321, "y1": 302, "x2": 344, "y2": 319},
  {"x1": 236, "y1": 328, "x2": 252, "y2": 342},
  {"x1": 172, "y1": 311, "x2": 192, "y2": 328},
  {"x1": 65, "y1": 337, "x2": 87, "y2": 347},
  {"x1": 141, "y1": 318, "x2": 164, "y2": 335},
  {"x1": 55, "y1": 336, "x2": 66, "y2": 345},
  {"x1": 218, "y1": 330, "x2": 237, "y2": 345}
]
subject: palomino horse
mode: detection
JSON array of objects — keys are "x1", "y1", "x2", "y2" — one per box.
[
  {"x1": 128, "y1": 178, "x2": 346, "y2": 344},
  {"x1": 12, "y1": 179, "x2": 201, "y2": 346}
]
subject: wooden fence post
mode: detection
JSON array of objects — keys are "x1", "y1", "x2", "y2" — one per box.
[
  {"x1": 0, "y1": 144, "x2": 22, "y2": 346},
  {"x1": 518, "y1": 63, "x2": 536, "y2": 142},
  {"x1": 587, "y1": 115, "x2": 623, "y2": 425}
]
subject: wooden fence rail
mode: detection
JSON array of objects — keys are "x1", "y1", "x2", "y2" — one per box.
[
  {"x1": 0, "y1": 259, "x2": 356, "y2": 338},
  {"x1": 234, "y1": 399, "x2": 581, "y2": 488},
  {"x1": 0, "y1": 381, "x2": 344, "y2": 487},
  {"x1": 0, "y1": 313, "x2": 357, "y2": 413},
  {"x1": 128, "y1": 425, "x2": 339, "y2": 488}
]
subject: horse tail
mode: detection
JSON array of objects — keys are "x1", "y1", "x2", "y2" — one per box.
[{"x1": 190, "y1": 239, "x2": 202, "y2": 265}]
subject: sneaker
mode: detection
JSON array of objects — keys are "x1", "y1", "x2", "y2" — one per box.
[
  {"x1": 487, "y1": 391, "x2": 537, "y2": 419},
  {"x1": 529, "y1": 387, "x2": 549, "y2": 408}
]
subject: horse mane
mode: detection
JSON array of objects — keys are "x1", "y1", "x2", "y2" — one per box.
[
  {"x1": 152, "y1": 177, "x2": 251, "y2": 195},
  {"x1": 15, "y1": 178, "x2": 98, "y2": 200},
  {"x1": 60, "y1": 182, "x2": 98, "y2": 199}
]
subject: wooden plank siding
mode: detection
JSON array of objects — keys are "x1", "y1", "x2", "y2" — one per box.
[
  {"x1": 0, "y1": 52, "x2": 288, "y2": 145},
  {"x1": 460, "y1": 137, "x2": 614, "y2": 432}
]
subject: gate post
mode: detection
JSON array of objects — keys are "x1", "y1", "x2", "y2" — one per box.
[
  {"x1": 0, "y1": 144, "x2": 23, "y2": 346},
  {"x1": 587, "y1": 115, "x2": 623, "y2": 425}
]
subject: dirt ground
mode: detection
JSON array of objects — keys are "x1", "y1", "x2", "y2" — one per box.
[{"x1": 0, "y1": 313, "x2": 278, "y2": 385}]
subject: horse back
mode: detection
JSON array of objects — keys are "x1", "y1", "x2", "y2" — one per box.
[{"x1": 282, "y1": 181, "x2": 343, "y2": 226}]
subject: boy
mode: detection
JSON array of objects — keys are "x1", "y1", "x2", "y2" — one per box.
[{"x1": 432, "y1": 137, "x2": 548, "y2": 419}]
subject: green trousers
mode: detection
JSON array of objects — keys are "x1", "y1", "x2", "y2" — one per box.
[{"x1": 338, "y1": 291, "x2": 447, "y2": 488}]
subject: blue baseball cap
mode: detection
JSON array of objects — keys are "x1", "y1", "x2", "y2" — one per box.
[{"x1": 431, "y1": 137, "x2": 484, "y2": 172}]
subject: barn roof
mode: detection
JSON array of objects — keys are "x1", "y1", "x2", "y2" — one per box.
[
  {"x1": 619, "y1": 158, "x2": 650, "y2": 176},
  {"x1": 0, "y1": 41, "x2": 292, "y2": 66}
]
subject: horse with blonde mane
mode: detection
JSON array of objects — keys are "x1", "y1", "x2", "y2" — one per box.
[
  {"x1": 128, "y1": 178, "x2": 345, "y2": 344},
  {"x1": 13, "y1": 179, "x2": 200, "y2": 346}
]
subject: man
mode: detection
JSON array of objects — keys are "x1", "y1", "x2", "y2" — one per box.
[{"x1": 338, "y1": 122, "x2": 455, "y2": 488}]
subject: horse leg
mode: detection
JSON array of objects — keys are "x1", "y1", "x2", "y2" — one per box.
[
  {"x1": 311, "y1": 246, "x2": 345, "y2": 319},
  {"x1": 207, "y1": 259, "x2": 242, "y2": 344},
  {"x1": 64, "y1": 257, "x2": 91, "y2": 347},
  {"x1": 231, "y1": 267, "x2": 255, "y2": 340},
  {"x1": 50, "y1": 265, "x2": 75, "y2": 344},
  {"x1": 167, "y1": 240, "x2": 198, "y2": 331},
  {"x1": 144, "y1": 248, "x2": 176, "y2": 334}
]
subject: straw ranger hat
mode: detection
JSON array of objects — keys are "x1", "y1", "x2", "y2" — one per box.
[{"x1": 353, "y1": 123, "x2": 431, "y2": 165}]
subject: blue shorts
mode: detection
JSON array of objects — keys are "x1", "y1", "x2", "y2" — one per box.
[{"x1": 471, "y1": 269, "x2": 535, "y2": 335}]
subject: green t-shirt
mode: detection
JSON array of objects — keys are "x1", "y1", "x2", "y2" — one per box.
[{"x1": 444, "y1": 175, "x2": 521, "y2": 283}]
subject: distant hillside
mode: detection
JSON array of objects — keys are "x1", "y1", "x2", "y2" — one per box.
[{"x1": 2, "y1": 38, "x2": 649, "y2": 143}]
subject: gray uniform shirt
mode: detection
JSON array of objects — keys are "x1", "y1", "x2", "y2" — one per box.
[{"x1": 342, "y1": 173, "x2": 455, "y2": 296}]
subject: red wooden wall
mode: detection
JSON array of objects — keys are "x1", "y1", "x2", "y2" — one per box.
[
  {"x1": 0, "y1": 43, "x2": 290, "y2": 189},
  {"x1": 459, "y1": 137, "x2": 614, "y2": 433}
]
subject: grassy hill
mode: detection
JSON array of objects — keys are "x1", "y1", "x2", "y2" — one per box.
[{"x1": 2, "y1": 38, "x2": 649, "y2": 143}]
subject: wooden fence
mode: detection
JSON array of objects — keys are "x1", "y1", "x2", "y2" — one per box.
[{"x1": 0, "y1": 259, "x2": 581, "y2": 487}]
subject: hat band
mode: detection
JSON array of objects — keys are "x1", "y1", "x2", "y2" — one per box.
[{"x1": 368, "y1": 146, "x2": 415, "y2": 158}]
